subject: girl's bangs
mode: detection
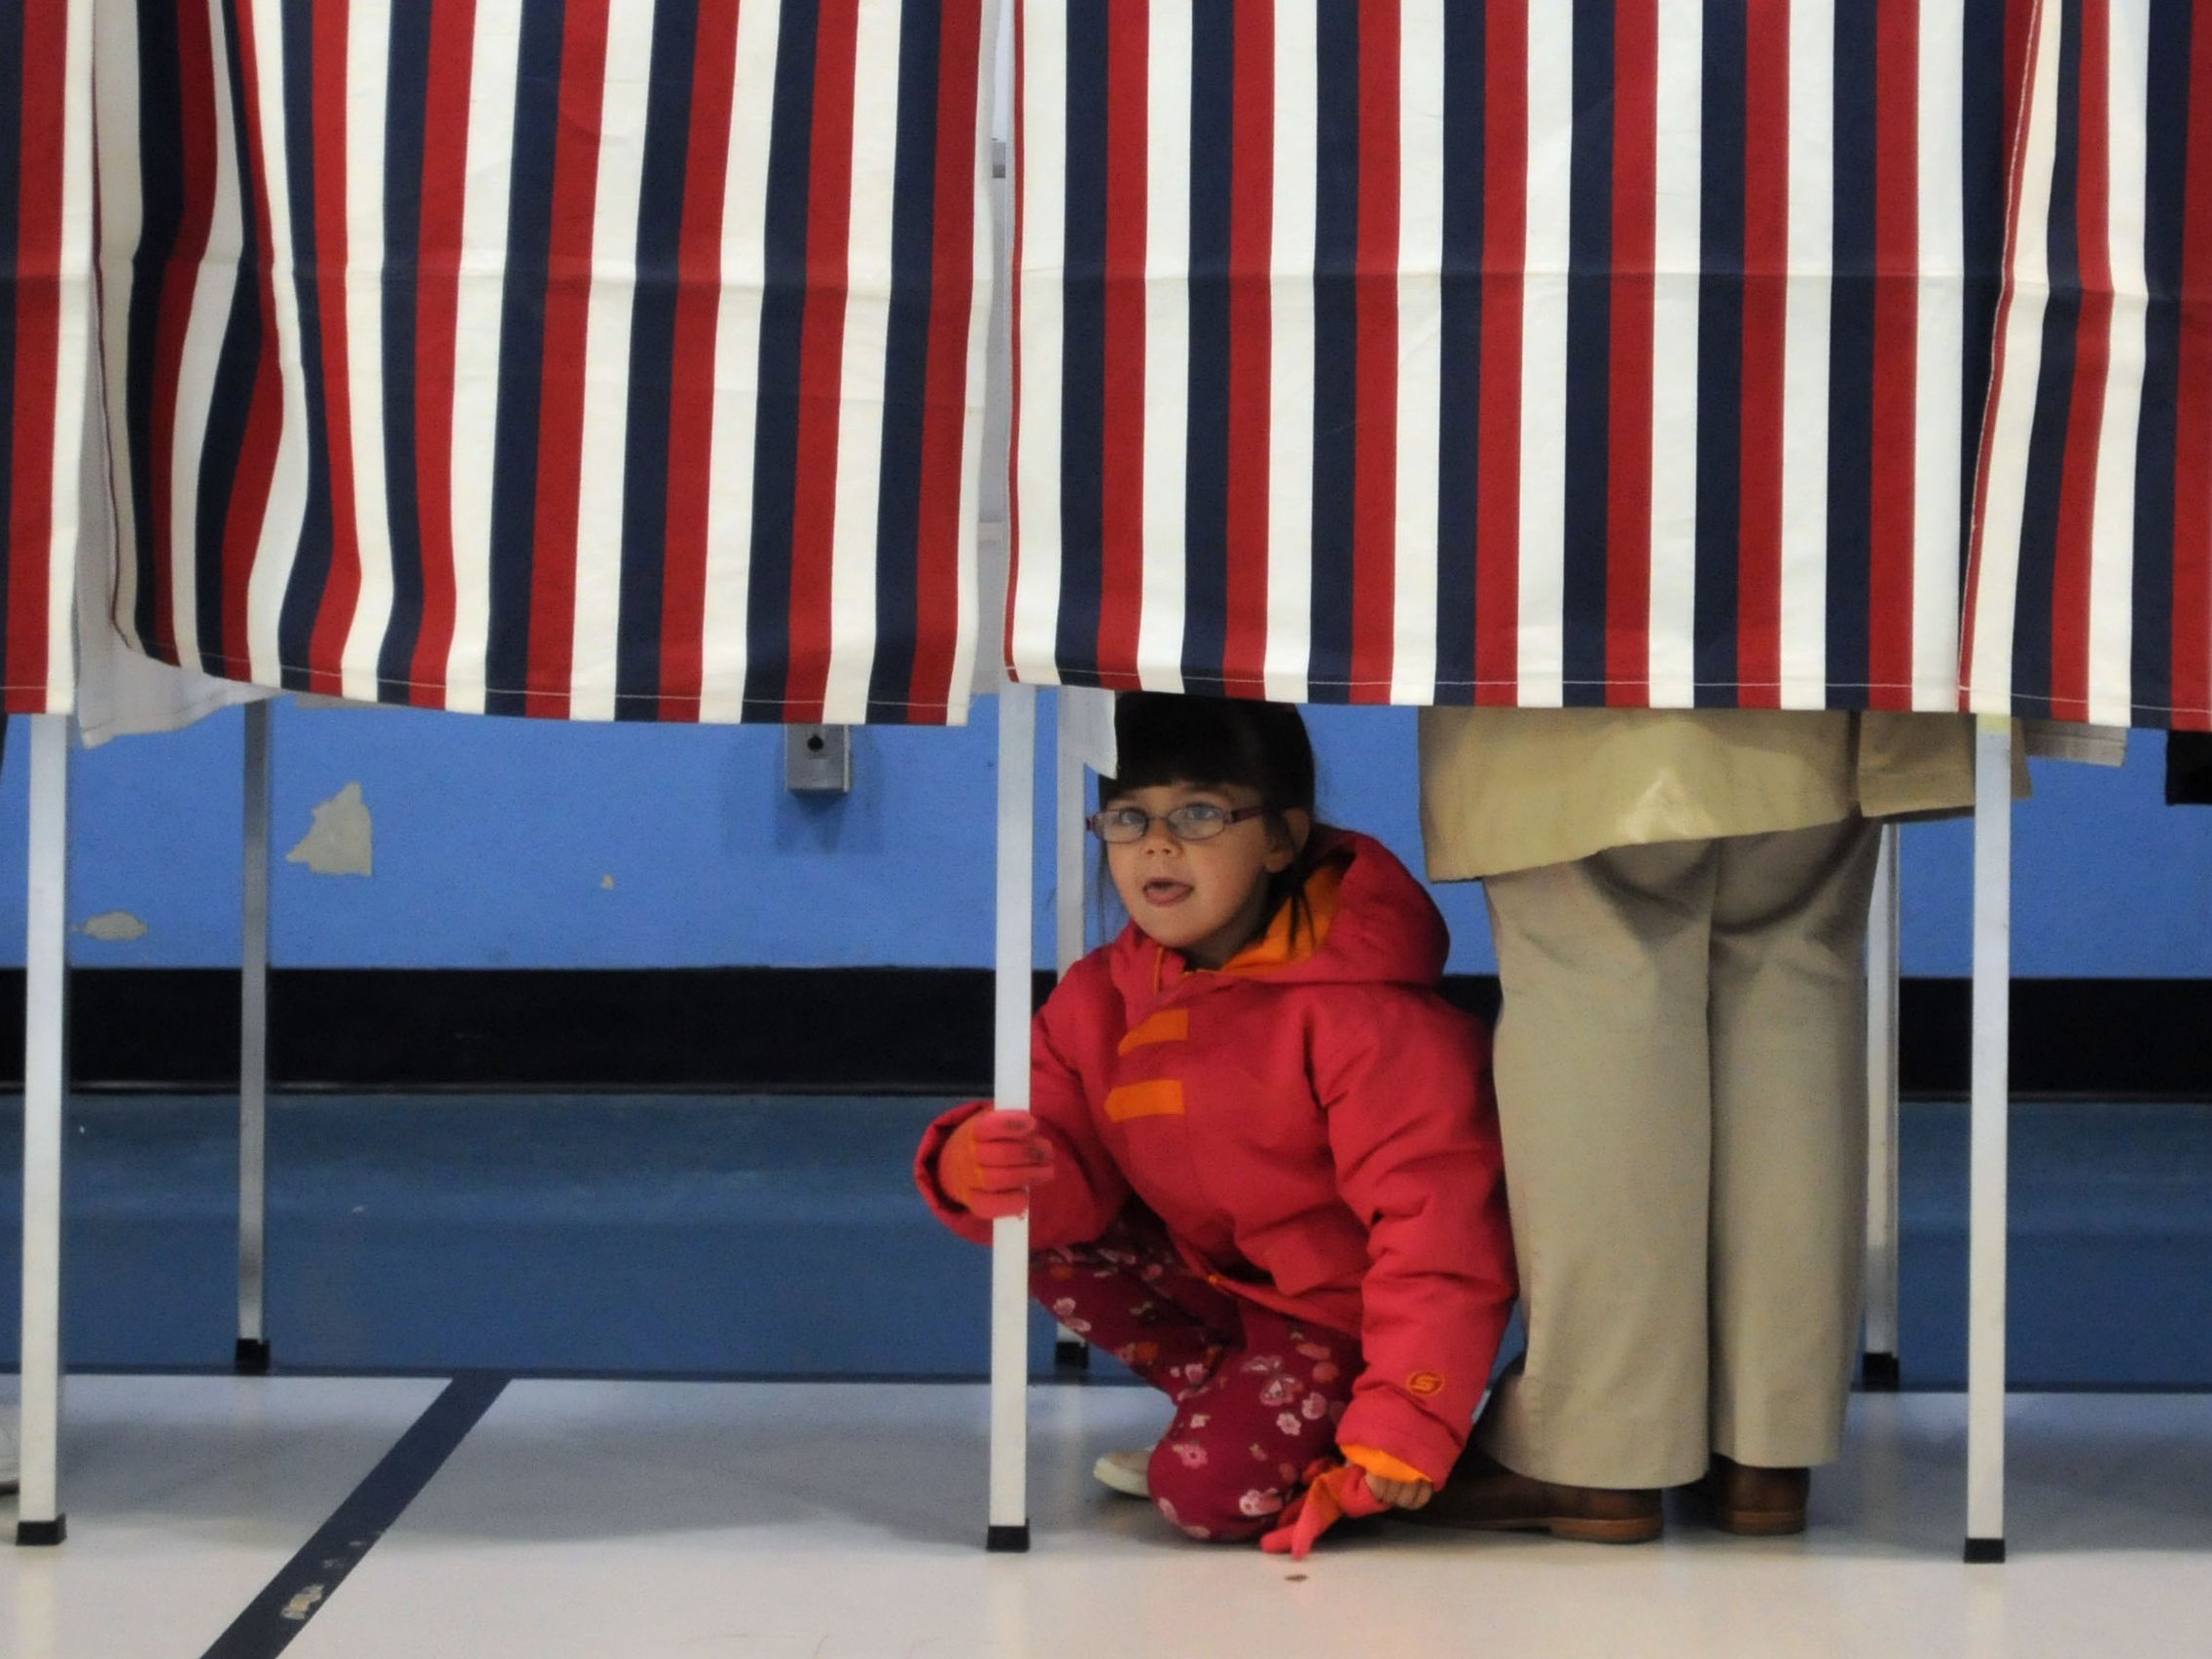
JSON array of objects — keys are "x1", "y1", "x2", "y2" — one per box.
[
  {"x1": 1105, "y1": 713, "x2": 1262, "y2": 794},
  {"x1": 1103, "y1": 694, "x2": 1311, "y2": 805}
]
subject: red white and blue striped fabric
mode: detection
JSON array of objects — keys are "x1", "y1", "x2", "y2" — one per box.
[
  {"x1": 0, "y1": 0, "x2": 93, "y2": 716},
  {"x1": 1008, "y1": 0, "x2": 2034, "y2": 713},
  {"x1": 98, "y1": 0, "x2": 994, "y2": 724},
  {"x1": 1967, "y1": 0, "x2": 2212, "y2": 733}
]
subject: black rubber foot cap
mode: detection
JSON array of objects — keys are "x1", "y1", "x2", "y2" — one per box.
[
  {"x1": 1861, "y1": 1352, "x2": 1902, "y2": 1391},
  {"x1": 17, "y1": 1518, "x2": 66, "y2": 1547},
  {"x1": 986, "y1": 1523, "x2": 1031, "y2": 1554},
  {"x1": 236, "y1": 1339, "x2": 272, "y2": 1375},
  {"x1": 1054, "y1": 1340, "x2": 1091, "y2": 1372},
  {"x1": 1964, "y1": 1537, "x2": 2007, "y2": 1565}
]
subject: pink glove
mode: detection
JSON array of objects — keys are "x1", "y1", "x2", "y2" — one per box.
[
  {"x1": 938, "y1": 1110, "x2": 1057, "y2": 1220},
  {"x1": 1259, "y1": 1460, "x2": 1391, "y2": 1560}
]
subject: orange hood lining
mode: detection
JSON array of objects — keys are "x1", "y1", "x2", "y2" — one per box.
[
  {"x1": 1149, "y1": 851, "x2": 1351, "y2": 991},
  {"x1": 1220, "y1": 857, "x2": 1346, "y2": 975}
]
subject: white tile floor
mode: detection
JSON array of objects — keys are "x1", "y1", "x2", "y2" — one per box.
[
  {"x1": 7, "y1": 1379, "x2": 2212, "y2": 1659},
  {"x1": 0, "y1": 1377, "x2": 447, "y2": 1659}
]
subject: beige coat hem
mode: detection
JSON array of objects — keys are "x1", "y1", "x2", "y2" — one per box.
[{"x1": 1419, "y1": 707, "x2": 2015, "y2": 882}]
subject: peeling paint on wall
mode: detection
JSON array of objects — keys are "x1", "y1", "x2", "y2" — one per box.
[
  {"x1": 288, "y1": 783, "x2": 376, "y2": 878},
  {"x1": 80, "y1": 911, "x2": 150, "y2": 943}
]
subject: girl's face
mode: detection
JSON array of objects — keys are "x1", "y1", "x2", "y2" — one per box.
[{"x1": 1103, "y1": 780, "x2": 1304, "y2": 969}]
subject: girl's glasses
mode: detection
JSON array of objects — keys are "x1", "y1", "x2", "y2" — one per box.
[{"x1": 1086, "y1": 803, "x2": 1270, "y2": 844}]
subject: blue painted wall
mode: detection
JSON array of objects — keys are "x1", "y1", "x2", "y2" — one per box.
[{"x1": 0, "y1": 702, "x2": 2200, "y2": 974}]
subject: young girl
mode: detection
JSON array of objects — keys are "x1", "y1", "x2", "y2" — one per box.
[{"x1": 915, "y1": 694, "x2": 1515, "y2": 1546}]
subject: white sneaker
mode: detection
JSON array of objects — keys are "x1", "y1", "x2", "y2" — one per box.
[{"x1": 1092, "y1": 1449, "x2": 1151, "y2": 1499}]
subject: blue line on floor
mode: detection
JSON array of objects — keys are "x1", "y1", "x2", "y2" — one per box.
[{"x1": 199, "y1": 1372, "x2": 508, "y2": 1659}]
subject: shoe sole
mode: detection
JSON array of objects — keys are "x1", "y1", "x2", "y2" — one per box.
[
  {"x1": 1410, "y1": 1510, "x2": 1662, "y2": 1544},
  {"x1": 1710, "y1": 1508, "x2": 1805, "y2": 1536},
  {"x1": 1091, "y1": 1456, "x2": 1151, "y2": 1500}
]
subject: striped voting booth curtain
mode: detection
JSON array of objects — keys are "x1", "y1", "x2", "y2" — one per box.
[
  {"x1": 1009, "y1": 0, "x2": 2035, "y2": 713},
  {"x1": 1967, "y1": 0, "x2": 2212, "y2": 733},
  {"x1": 0, "y1": 0, "x2": 92, "y2": 715},
  {"x1": 99, "y1": 0, "x2": 993, "y2": 725}
]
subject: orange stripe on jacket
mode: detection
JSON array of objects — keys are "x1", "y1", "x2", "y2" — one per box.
[
  {"x1": 1116, "y1": 1008, "x2": 1190, "y2": 1055},
  {"x1": 1103, "y1": 1079, "x2": 1186, "y2": 1121}
]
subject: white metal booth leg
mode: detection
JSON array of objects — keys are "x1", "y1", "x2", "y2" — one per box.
[
  {"x1": 987, "y1": 682, "x2": 1036, "y2": 1551},
  {"x1": 18, "y1": 714, "x2": 73, "y2": 1546},
  {"x1": 1965, "y1": 716, "x2": 2012, "y2": 1564},
  {"x1": 1050, "y1": 693, "x2": 1089, "y2": 1372},
  {"x1": 1053, "y1": 693, "x2": 1086, "y2": 985},
  {"x1": 237, "y1": 701, "x2": 272, "y2": 1373},
  {"x1": 1862, "y1": 822, "x2": 1903, "y2": 1389}
]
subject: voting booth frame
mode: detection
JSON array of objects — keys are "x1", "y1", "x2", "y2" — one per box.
[
  {"x1": 12, "y1": 696, "x2": 2017, "y2": 1564},
  {"x1": 22, "y1": 0, "x2": 2187, "y2": 1567}
]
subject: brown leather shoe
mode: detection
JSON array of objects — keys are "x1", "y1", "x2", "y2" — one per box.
[
  {"x1": 1694, "y1": 1454, "x2": 1809, "y2": 1535},
  {"x1": 1402, "y1": 1446, "x2": 1662, "y2": 1544}
]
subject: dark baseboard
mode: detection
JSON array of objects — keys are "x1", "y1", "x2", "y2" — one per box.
[
  {"x1": 0, "y1": 968, "x2": 2200, "y2": 1098},
  {"x1": 30, "y1": 967, "x2": 1055, "y2": 1095}
]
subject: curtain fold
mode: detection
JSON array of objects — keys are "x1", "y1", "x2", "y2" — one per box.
[
  {"x1": 14, "y1": 2, "x2": 2211, "y2": 734},
  {"x1": 1009, "y1": 0, "x2": 2040, "y2": 714},
  {"x1": 96, "y1": 0, "x2": 995, "y2": 725},
  {"x1": 0, "y1": 0, "x2": 94, "y2": 715},
  {"x1": 1965, "y1": 0, "x2": 2212, "y2": 734}
]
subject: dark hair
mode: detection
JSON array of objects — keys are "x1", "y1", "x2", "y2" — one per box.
[{"x1": 1099, "y1": 693, "x2": 1335, "y2": 948}]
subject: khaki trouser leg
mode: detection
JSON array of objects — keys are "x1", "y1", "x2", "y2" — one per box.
[
  {"x1": 1477, "y1": 839, "x2": 1722, "y2": 1491},
  {"x1": 1479, "y1": 821, "x2": 1879, "y2": 1489},
  {"x1": 1707, "y1": 818, "x2": 1880, "y2": 1468}
]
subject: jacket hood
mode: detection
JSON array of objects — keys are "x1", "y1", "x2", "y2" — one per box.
[{"x1": 1104, "y1": 830, "x2": 1450, "y2": 1011}]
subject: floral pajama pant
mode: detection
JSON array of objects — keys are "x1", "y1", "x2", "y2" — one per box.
[{"x1": 1033, "y1": 1213, "x2": 1363, "y2": 1541}]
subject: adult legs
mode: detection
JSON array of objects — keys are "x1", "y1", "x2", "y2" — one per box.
[
  {"x1": 1706, "y1": 818, "x2": 1881, "y2": 1469},
  {"x1": 1476, "y1": 840, "x2": 1721, "y2": 1491}
]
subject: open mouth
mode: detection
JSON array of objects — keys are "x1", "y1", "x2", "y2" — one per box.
[{"x1": 1142, "y1": 880, "x2": 1192, "y2": 907}]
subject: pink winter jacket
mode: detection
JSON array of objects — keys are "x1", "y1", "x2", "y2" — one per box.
[{"x1": 915, "y1": 832, "x2": 1515, "y2": 1486}]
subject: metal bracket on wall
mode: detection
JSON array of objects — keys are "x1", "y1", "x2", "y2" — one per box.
[{"x1": 785, "y1": 725, "x2": 853, "y2": 794}]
